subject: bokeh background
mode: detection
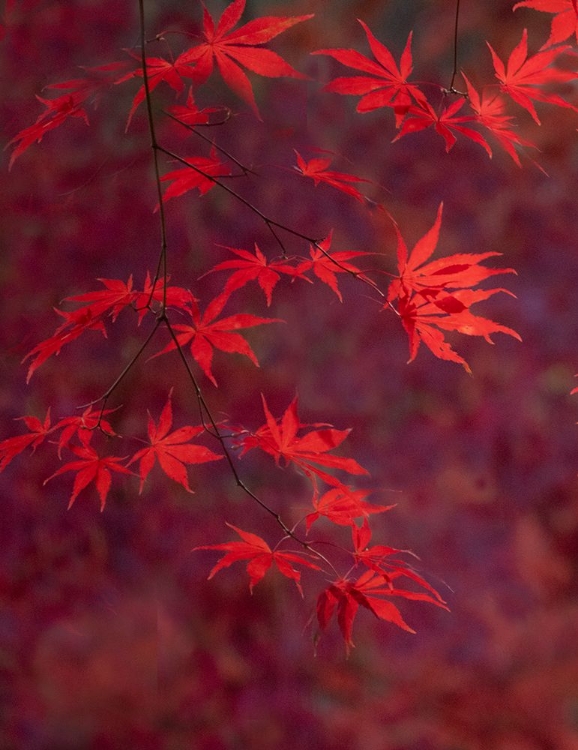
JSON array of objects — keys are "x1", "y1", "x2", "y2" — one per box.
[{"x1": 1, "y1": 1, "x2": 578, "y2": 748}]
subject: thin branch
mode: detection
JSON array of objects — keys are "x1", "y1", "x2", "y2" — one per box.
[{"x1": 449, "y1": 0, "x2": 461, "y2": 93}]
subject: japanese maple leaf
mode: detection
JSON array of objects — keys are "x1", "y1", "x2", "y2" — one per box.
[
  {"x1": 236, "y1": 396, "x2": 369, "y2": 488},
  {"x1": 44, "y1": 445, "x2": 133, "y2": 511},
  {"x1": 386, "y1": 203, "x2": 516, "y2": 303},
  {"x1": 151, "y1": 293, "x2": 281, "y2": 386},
  {"x1": 318, "y1": 559, "x2": 447, "y2": 650},
  {"x1": 295, "y1": 235, "x2": 371, "y2": 302},
  {"x1": 313, "y1": 22, "x2": 426, "y2": 124},
  {"x1": 160, "y1": 146, "x2": 232, "y2": 203},
  {"x1": 167, "y1": 88, "x2": 224, "y2": 127},
  {"x1": 294, "y1": 150, "x2": 374, "y2": 204},
  {"x1": 0, "y1": 409, "x2": 53, "y2": 472},
  {"x1": 23, "y1": 306, "x2": 107, "y2": 383},
  {"x1": 53, "y1": 406, "x2": 117, "y2": 458},
  {"x1": 128, "y1": 392, "x2": 222, "y2": 493},
  {"x1": 462, "y1": 75, "x2": 537, "y2": 167},
  {"x1": 487, "y1": 29, "x2": 575, "y2": 123},
  {"x1": 514, "y1": 0, "x2": 578, "y2": 47},
  {"x1": 396, "y1": 288, "x2": 522, "y2": 373},
  {"x1": 65, "y1": 276, "x2": 139, "y2": 321},
  {"x1": 7, "y1": 64, "x2": 128, "y2": 167},
  {"x1": 194, "y1": 524, "x2": 321, "y2": 595},
  {"x1": 203, "y1": 244, "x2": 299, "y2": 306},
  {"x1": 179, "y1": 0, "x2": 313, "y2": 116},
  {"x1": 305, "y1": 488, "x2": 395, "y2": 532},
  {"x1": 115, "y1": 51, "x2": 199, "y2": 128},
  {"x1": 393, "y1": 97, "x2": 492, "y2": 156}
]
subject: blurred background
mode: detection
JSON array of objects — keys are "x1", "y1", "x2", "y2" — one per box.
[{"x1": 1, "y1": 1, "x2": 578, "y2": 748}]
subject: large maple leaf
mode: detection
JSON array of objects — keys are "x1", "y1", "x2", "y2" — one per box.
[
  {"x1": 194, "y1": 524, "x2": 321, "y2": 595},
  {"x1": 236, "y1": 396, "x2": 369, "y2": 488},
  {"x1": 487, "y1": 29, "x2": 575, "y2": 123},
  {"x1": 151, "y1": 293, "x2": 281, "y2": 386},
  {"x1": 513, "y1": 0, "x2": 578, "y2": 47},
  {"x1": 44, "y1": 445, "x2": 133, "y2": 511},
  {"x1": 179, "y1": 0, "x2": 313, "y2": 116},
  {"x1": 129, "y1": 392, "x2": 222, "y2": 493},
  {"x1": 312, "y1": 22, "x2": 426, "y2": 123}
]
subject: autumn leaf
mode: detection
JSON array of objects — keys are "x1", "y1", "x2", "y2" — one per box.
[
  {"x1": 151, "y1": 293, "x2": 282, "y2": 386},
  {"x1": 393, "y1": 97, "x2": 492, "y2": 156},
  {"x1": 294, "y1": 150, "x2": 374, "y2": 204},
  {"x1": 54, "y1": 406, "x2": 117, "y2": 458},
  {"x1": 313, "y1": 22, "x2": 426, "y2": 124},
  {"x1": 487, "y1": 29, "x2": 575, "y2": 123},
  {"x1": 0, "y1": 409, "x2": 53, "y2": 472},
  {"x1": 203, "y1": 244, "x2": 299, "y2": 306},
  {"x1": 236, "y1": 396, "x2": 369, "y2": 488},
  {"x1": 179, "y1": 0, "x2": 313, "y2": 116},
  {"x1": 160, "y1": 146, "x2": 232, "y2": 203},
  {"x1": 305, "y1": 488, "x2": 395, "y2": 532},
  {"x1": 128, "y1": 391, "x2": 222, "y2": 493},
  {"x1": 44, "y1": 445, "x2": 133, "y2": 511},
  {"x1": 194, "y1": 524, "x2": 321, "y2": 595},
  {"x1": 462, "y1": 74, "x2": 537, "y2": 167},
  {"x1": 513, "y1": 0, "x2": 578, "y2": 47},
  {"x1": 386, "y1": 203, "x2": 516, "y2": 303},
  {"x1": 295, "y1": 234, "x2": 371, "y2": 302}
]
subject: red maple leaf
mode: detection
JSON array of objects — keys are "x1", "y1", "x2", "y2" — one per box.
[
  {"x1": 462, "y1": 75, "x2": 537, "y2": 167},
  {"x1": 167, "y1": 88, "x2": 225, "y2": 127},
  {"x1": 129, "y1": 392, "x2": 222, "y2": 493},
  {"x1": 204, "y1": 244, "x2": 299, "y2": 306},
  {"x1": 386, "y1": 203, "x2": 516, "y2": 303},
  {"x1": 115, "y1": 50, "x2": 199, "y2": 128},
  {"x1": 313, "y1": 22, "x2": 426, "y2": 124},
  {"x1": 151, "y1": 293, "x2": 281, "y2": 386},
  {"x1": 0, "y1": 409, "x2": 53, "y2": 472},
  {"x1": 513, "y1": 0, "x2": 578, "y2": 47},
  {"x1": 160, "y1": 146, "x2": 232, "y2": 203},
  {"x1": 487, "y1": 29, "x2": 575, "y2": 123},
  {"x1": 236, "y1": 396, "x2": 369, "y2": 488},
  {"x1": 294, "y1": 150, "x2": 374, "y2": 204},
  {"x1": 44, "y1": 445, "x2": 133, "y2": 511},
  {"x1": 194, "y1": 524, "x2": 321, "y2": 595},
  {"x1": 317, "y1": 568, "x2": 447, "y2": 651},
  {"x1": 54, "y1": 406, "x2": 117, "y2": 458},
  {"x1": 396, "y1": 288, "x2": 522, "y2": 373},
  {"x1": 393, "y1": 97, "x2": 492, "y2": 156},
  {"x1": 179, "y1": 0, "x2": 312, "y2": 116},
  {"x1": 305, "y1": 488, "x2": 395, "y2": 532},
  {"x1": 295, "y1": 235, "x2": 371, "y2": 302}
]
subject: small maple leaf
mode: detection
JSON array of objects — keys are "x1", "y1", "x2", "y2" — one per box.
[
  {"x1": 317, "y1": 567, "x2": 448, "y2": 651},
  {"x1": 294, "y1": 150, "x2": 374, "y2": 204},
  {"x1": 462, "y1": 75, "x2": 537, "y2": 167},
  {"x1": 513, "y1": 0, "x2": 578, "y2": 47},
  {"x1": 44, "y1": 445, "x2": 133, "y2": 511},
  {"x1": 393, "y1": 97, "x2": 492, "y2": 156},
  {"x1": 160, "y1": 146, "x2": 233, "y2": 203},
  {"x1": 0, "y1": 409, "x2": 53, "y2": 472},
  {"x1": 313, "y1": 22, "x2": 426, "y2": 124},
  {"x1": 128, "y1": 391, "x2": 222, "y2": 493},
  {"x1": 295, "y1": 234, "x2": 371, "y2": 302},
  {"x1": 236, "y1": 396, "x2": 369, "y2": 488},
  {"x1": 487, "y1": 29, "x2": 575, "y2": 124},
  {"x1": 179, "y1": 0, "x2": 313, "y2": 116},
  {"x1": 167, "y1": 88, "x2": 225, "y2": 127},
  {"x1": 204, "y1": 244, "x2": 299, "y2": 306},
  {"x1": 305, "y1": 487, "x2": 395, "y2": 532},
  {"x1": 194, "y1": 524, "x2": 321, "y2": 595},
  {"x1": 151, "y1": 293, "x2": 282, "y2": 386},
  {"x1": 54, "y1": 406, "x2": 117, "y2": 458}
]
